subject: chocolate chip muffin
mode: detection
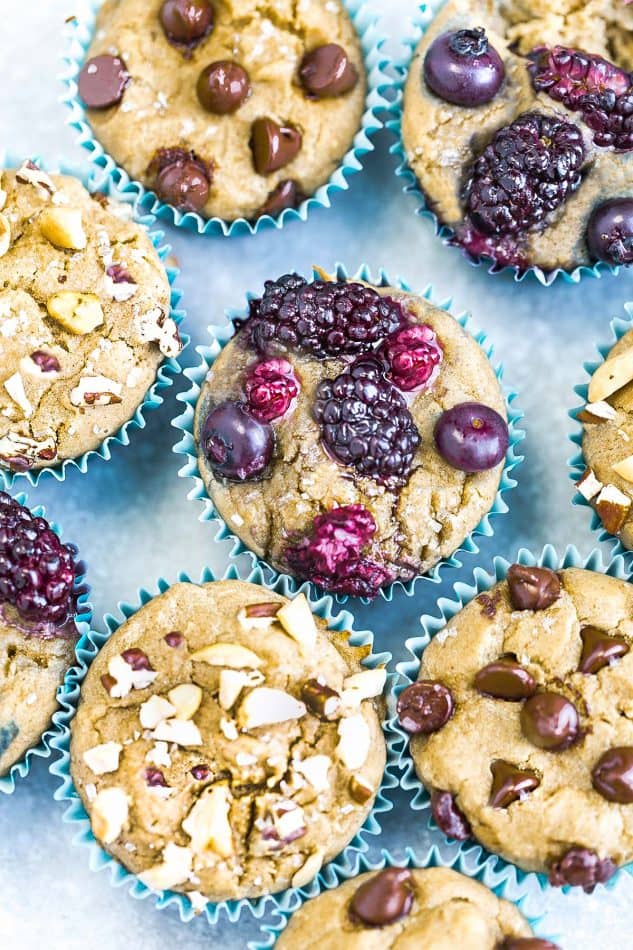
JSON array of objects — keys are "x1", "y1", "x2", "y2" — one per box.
[
  {"x1": 77, "y1": 0, "x2": 365, "y2": 221},
  {"x1": 193, "y1": 271, "x2": 510, "y2": 599},
  {"x1": 0, "y1": 493, "x2": 84, "y2": 777},
  {"x1": 70, "y1": 581, "x2": 386, "y2": 902},
  {"x1": 275, "y1": 866, "x2": 557, "y2": 949},
  {"x1": 398, "y1": 564, "x2": 633, "y2": 892},
  {"x1": 402, "y1": 0, "x2": 633, "y2": 273},
  {"x1": 0, "y1": 161, "x2": 182, "y2": 475}
]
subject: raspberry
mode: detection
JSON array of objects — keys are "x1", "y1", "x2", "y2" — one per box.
[
  {"x1": 244, "y1": 359, "x2": 299, "y2": 422},
  {"x1": 530, "y1": 46, "x2": 633, "y2": 151},
  {"x1": 313, "y1": 356, "x2": 420, "y2": 488},
  {"x1": 466, "y1": 112, "x2": 585, "y2": 236},
  {"x1": 244, "y1": 274, "x2": 405, "y2": 358},
  {"x1": 285, "y1": 504, "x2": 394, "y2": 598},
  {"x1": 0, "y1": 492, "x2": 81, "y2": 629},
  {"x1": 379, "y1": 324, "x2": 443, "y2": 392}
]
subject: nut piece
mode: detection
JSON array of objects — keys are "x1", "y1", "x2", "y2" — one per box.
[
  {"x1": 152, "y1": 718, "x2": 203, "y2": 747},
  {"x1": 4, "y1": 372, "x2": 33, "y2": 418},
  {"x1": 106, "y1": 653, "x2": 157, "y2": 698},
  {"x1": 238, "y1": 687, "x2": 306, "y2": 730},
  {"x1": 83, "y1": 741, "x2": 123, "y2": 775},
  {"x1": 237, "y1": 602, "x2": 280, "y2": 630},
  {"x1": 0, "y1": 212, "x2": 10, "y2": 257},
  {"x1": 595, "y1": 484, "x2": 631, "y2": 534},
  {"x1": 70, "y1": 374, "x2": 123, "y2": 407},
  {"x1": 293, "y1": 754, "x2": 331, "y2": 793},
  {"x1": 291, "y1": 850, "x2": 324, "y2": 888},
  {"x1": 139, "y1": 695, "x2": 176, "y2": 729},
  {"x1": 341, "y1": 668, "x2": 386, "y2": 709},
  {"x1": 300, "y1": 678, "x2": 342, "y2": 719},
  {"x1": 613, "y1": 455, "x2": 633, "y2": 484},
  {"x1": 588, "y1": 348, "x2": 633, "y2": 404},
  {"x1": 349, "y1": 775, "x2": 374, "y2": 804},
  {"x1": 15, "y1": 160, "x2": 56, "y2": 195},
  {"x1": 138, "y1": 843, "x2": 193, "y2": 891},
  {"x1": 137, "y1": 306, "x2": 182, "y2": 358},
  {"x1": 91, "y1": 786, "x2": 129, "y2": 844},
  {"x1": 336, "y1": 713, "x2": 370, "y2": 771},
  {"x1": 191, "y1": 642, "x2": 263, "y2": 669},
  {"x1": 39, "y1": 206, "x2": 86, "y2": 250},
  {"x1": 576, "y1": 467, "x2": 603, "y2": 501},
  {"x1": 168, "y1": 683, "x2": 202, "y2": 720},
  {"x1": 182, "y1": 783, "x2": 233, "y2": 859},
  {"x1": 218, "y1": 669, "x2": 265, "y2": 710},
  {"x1": 277, "y1": 593, "x2": 318, "y2": 653},
  {"x1": 0, "y1": 429, "x2": 57, "y2": 467},
  {"x1": 578, "y1": 400, "x2": 618, "y2": 424},
  {"x1": 47, "y1": 291, "x2": 104, "y2": 335}
]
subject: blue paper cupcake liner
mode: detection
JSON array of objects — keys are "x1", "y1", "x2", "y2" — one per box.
[
  {"x1": 0, "y1": 150, "x2": 188, "y2": 488},
  {"x1": 569, "y1": 301, "x2": 633, "y2": 559},
  {"x1": 172, "y1": 260, "x2": 524, "y2": 604},
  {"x1": 61, "y1": 0, "x2": 391, "y2": 237},
  {"x1": 249, "y1": 849, "x2": 559, "y2": 948},
  {"x1": 0, "y1": 491, "x2": 92, "y2": 795},
  {"x1": 49, "y1": 560, "x2": 398, "y2": 926},
  {"x1": 388, "y1": 2, "x2": 622, "y2": 286},
  {"x1": 389, "y1": 543, "x2": 633, "y2": 894}
]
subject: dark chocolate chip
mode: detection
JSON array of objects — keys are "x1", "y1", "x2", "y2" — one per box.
[
  {"x1": 78, "y1": 54, "x2": 129, "y2": 109},
  {"x1": 155, "y1": 160, "x2": 210, "y2": 212},
  {"x1": 579, "y1": 625, "x2": 630, "y2": 674},
  {"x1": 489, "y1": 760, "x2": 540, "y2": 808},
  {"x1": 258, "y1": 180, "x2": 302, "y2": 217},
  {"x1": 499, "y1": 940, "x2": 561, "y2": 950},
  {"x1": 197, "y1": 60, "x2": 250, "y2": 113},
  {"x1": 520, "y1": 692, "x2": 579, "y2": 751},
  {"x1": 506, "y1": 564, "x2": 561, "y2": 611},
  {"x1": 592, "y1": 746, "x2": 633, "y2": 803},
  {"x1": 159, "y1": 0, "x2": 214, "y2": 46},
  {"x1": 348, "y1": 868, "x2": 414, "y2": 927},
  {"x1": 548, "y1": 847, "x2": 616, "y2": 892},
  {"x1": 396, "y1": 680, "x2": 454, "y2": 734},
  {"x1": 430, "y1": 789, "x2": 472, "y2": 840},
  {"x1": 300, "y1": 43, "x2": 359, "y2": 98},
  {"x1": 474, "y1": 658, "x2": 537, "y2": 700},
  {"x1": 251, "y1": 118, "x2": 302, "y2": 175}
]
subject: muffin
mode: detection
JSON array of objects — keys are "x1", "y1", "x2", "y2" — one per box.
[
  {"x1": 401, "y1": 0, "x2": 633, "y2": 273},
  {"x1": 76, "y1": 0, "x2": 366, "y2": 221},
  {"x1": 397, "y1": 563, "x2": 633, "y2": 892},
  {"x1": 70, "y1": 581, "x2": 386, "y2": 902},
  {"x1": 0, "y1": 493, "x2": 83, "y2": 777},
  {"x1": 274, "y1": 866, "x2": 558, "y2": 949},
  {"x1": 193, "y1": 272, "x2": 510, "y2": 598},
  {"x1": 0, "y1": 161, "x2": 182, "y2": 475}
]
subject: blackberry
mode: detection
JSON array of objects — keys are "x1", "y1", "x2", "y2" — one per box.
[
  {"x1": 466, "y1": 112, "x2": 585, "y2": 236},
  {"x1": 244, "y1": 274, "x2": 405, "y2": 358},
  {"x1": 313, "y1": 356, "x2": 420, "y2": 488}
]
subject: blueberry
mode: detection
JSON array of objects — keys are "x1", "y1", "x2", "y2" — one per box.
[
  {"x1": 587, "y1": 198, "x2": 633, "y2": 265},
  {"x1": 424, "y1": 28, "x2": 505, "y2": 107},
  {"x1": 201, "y1": 401, "x2": 273, "y2": 481},
  {"x1": 434, "y1": 402, "x2": 508, "y2": 472}
]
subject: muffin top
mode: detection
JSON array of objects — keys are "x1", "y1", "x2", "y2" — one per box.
[
  {"x1": 399, "y1": 565, "x2": 633, "y2": 892},
  {"x1": 70, "y1": 581, "x2": 386, "y2": 903},
  {"x1": 194, "y1": 273, "x2": 509, "y2": 598},
  {"x1": 402, "y1": 0, "x2": 633, "y2": 273},
  {"x1": 0, "y1": 162, "x2": 180, "y2": 474},
  {"x1": 79, "y1": 0, "x2": 365, "y2": 221},
  {"x1": 275, "y1": 866, "x2": 551, "y2": 950},
  {"x1": 0, "y1": 493, "x2": 82, "y2": 776}
]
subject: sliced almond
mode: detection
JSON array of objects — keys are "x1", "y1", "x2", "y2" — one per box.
[
  {"x1": 191, "y1": 642, "x2": 263, "y2": 669},
  {"x1": 0, "y1": 212, "x2": 10, "y2": 258},
  {"x1": 218, "y1": 669, "x2": 248, "y2": 711},
  {"x1": 182, "y1": 783, "x2": 233, "y2": 859},
  {"x1": 341, "y1": 668, "x2": 386, "y2": 709},
  {"x1": 139, "y1": 695, "x2": 176, "y2": 730},
  {"x1": 595, "y1": 483, "x2": 631, "y2": 534},
  {"x1": 91, "y1": 787, "x2": 129, "y2": 844},
  {"x1": 291, "y1": 850, "x2": 324, "y2": 888},
  {"x1": 336, "y1": 713, "x2": 370, "y2": 771},
  {"x1": 575, "y1": 467, "x2": 603, "y2": 501},
  {"x1": 293, "y1": 754, "x2": 331, "y2": 793},
  {"x1": 83, "y1": 741, "x2": 122, "y2": 776},
  {"x1": 613, "y1": 455, "x2": 633, "y2": 484},
  {"x1": 577, "y1": 400, "x2": 618, "y2": 424},
  {"x1": 39, "y1": 206, "x2": 86, "y2": 250},
  {"x1": 238, "y1": 687, "x2": 306, "y2": 731},
  {"x1": 277, "y1": 593, "x2": 317, "y2": 653},
  {"x1": 168, "y1": 683, "x2": 202, "y2": 721},
  {"x1": 152, "y1": 718, "x2": 202, "y2": 747},
  {"x1": 4, "y1": 372, "x2": 33, "y2": 418},
  {"x1": 47, "y1": 291, "x2": 104, "y2": 335},
  {"x1": 138, "y1": 843, "x2": 193, "y2": 891},
  {"x1": 588, "y1": 348, "x2": 633, "y2": 404}
]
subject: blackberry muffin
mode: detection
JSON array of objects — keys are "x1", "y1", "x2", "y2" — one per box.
[
  {"x1": 0, "y1": 493, "x2": 83, "y2": 777},
  {"x1": 193, "y1": 272, "x2": 510, "y2": 598},
  {"x1": 398, "y1": 564, "x2": 633, "y2": 892},
  {"x1": 402, "y1": 0, "x2": 633, "y2": 272},
  {"x1": 0, "y1": 161, "x2": 181, "y2": 475},
  {"x1": 274, "y1": 867, "x2": 558, "y2": 949},
  {"x1": 77, "y1": 0, "x2": 365, "y2": 221},
  {"x1": 70, "y1": 582, "x2": 386, "y2": 902}
]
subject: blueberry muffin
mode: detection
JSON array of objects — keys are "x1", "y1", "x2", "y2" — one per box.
[
  {"x1": 193, "y1": 272, "x2": 510, "y2": 598},
  {"x1": 0, "y1": 493, "x2": 83, "y2": 777},
  {"x1": 70, "y1": 581, "x2": 386, "y2": 902},
  {"x1": 398, "y1": 564, "x2": 633, "y2": 892},
  {"x1": 402, "y1": 0, "x2": 633, "y2": 272},
  {"x1": 77, "y1": 0, "x2": 365, "y2": 221},
  {"x1": 275, "y1": 866, "x2": 558, "y2": 949},
  {"x1": 0, "y1": 161, "x2": 181, "y2": 474}
]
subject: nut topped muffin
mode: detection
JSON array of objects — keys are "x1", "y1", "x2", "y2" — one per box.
[
  {"x1": 193, "y1": 272, "x2": 510, "y2": 598},
  {"x1": 402, "y1": 0, "x2": 633, "y2": 273},
  {"x1": 274, "y1": 866, "x2": 558, "y2": 949},
  {"x1": 70, "y1": 581, "x2": 386, "y2": 902},
  {"x1": 398, "y1": 564, "x2": 633, "y2": 892},
  {"x1": 0, "y1": 161, "x2": 182, "y2": 474},
  {"x1": 77, "y1": 0, "x2": 366, "y2": 221}
]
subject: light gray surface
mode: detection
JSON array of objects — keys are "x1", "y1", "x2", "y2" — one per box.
[{"x1": 0, "y1": 0, "x2": 632, "y2": 946}]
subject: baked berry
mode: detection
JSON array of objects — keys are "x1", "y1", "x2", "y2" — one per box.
[
  {"x1": 434, "y1": 402, "x2": 508, "y2": 472},
  {"x1": 201, "y1": 401, "x2": 273, "y2": 481},
  {"x1": 0, "y1": 492, "x2": 81, "y2": 628},
  {"x1": 586, "y1": 198, "x2": 633, "y2": 265},
  {"x1": 314, "y1": 356, "x2": 420, "y2": 488},
  {"x1": 244, "y1": 274, "x2": 405, "y2": 358},
  {"x1": 466, "y1": 112, "x2": 585, "y2": 236},
  {"x1": 424, "y1": 28, "x2": 505, "y2": 107},
  {"x1": 244, "y1": 359, "x2": 299, "y2": 422},
  {"x1": 379, "y1": 323, "x2": 443, "y2": 392}
]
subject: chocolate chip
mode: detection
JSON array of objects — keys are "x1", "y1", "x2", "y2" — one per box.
[
  {"x1": 348, "y1": 868, "x2": 413, "y2": 927},
  {"x1": 506, "y1": 564, "x2": 561, "y2": 611},
  {"x1": 78, "y1": 54, "x2": 129, "y2": 109},
  {"x1": 489, "y1": 760, "x2": 540, "y2": 808},
  {"x1": 430, "y1": 789, "x2": 472, "y2": 840},
  {"x1": 251, "y1": 118, "x2": 302, "y2": 175},
  {"x1": 579, "y1": 625, "x2": 630, "y2": 674},
  {"x1": 159, "y1": 0, "x2": 214, "y2": 46},
  {"x1": 592, "y1": 746, "x2": 633, "y2": 803},
  {"x1": 164, "y1": 631, "x2": 184, "y2": 647},
  {"x1": 197, "y1": 60, "x2": 250, "y2": 114},
  {"x1": 301, "y1": 678, "x2": 341, "y2": 719},
  {"x1": 474, "y1": 658, "x2": 537, "y2": 701},
  {"x1": 548, "y1": 847, "x2": 616, "y2": 892},
  {"x1": 499, "y1": 940, "x2": 561, "y2": 950},
  {"x1": 477, "y1": 591, "x2": 502, "y2": 617},
  {"x1": 154, "y1": 159, "x2": 210, "y2": 212},
  {"x1": 121, "y1": 648, "x2": 152, "y2": 671},
  {"x1": 520, "y1": 692, "x2": 579, "y2": 751},
  {"x1": 258, "y1": 180, "x2": 302, "y2": 218},
  {"x1": 396, "y1": 680, "x2": 454, "y2": 734},
  {"x1": 300, "y1": 43, "x2": 359, "y2": 98}
]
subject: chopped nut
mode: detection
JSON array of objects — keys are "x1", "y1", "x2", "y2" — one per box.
[
  {"x1": 168, "y1": 683, "x2": 202, "y2": 721},
  {"x1": 4, "y1": 372, "x2": 33, "y2": 418},
  {"x1": 0, "y1": 213, "x2": 10, "y2": 258},
  {"x1": 152, "y1": 718, "x2": 202, "y2": 747},
  {"x1": 91, "y1": 787, "x2": 129, "y2": 844},
  {"x1": 0, "y1": 429, "x2": 57, "y2": 467},
  {"x1": 349, "y1": 775, "x2": 374, "y2": 804},
  {"x1": 138, "y1": 843, "x2": 193, "y2": 891},
  {"x1": 336, "y1": 713, "x2": 370, "y2": 771},
  {"x1": 39, "y1": 206, "x2": 86, "y2": 250},
  {"x1": 291, "y1": 850, "x2": 323, "y2": 888},
  {"x1": 137, "y1": 306, "x2": 182, "y2": 358},
  {"x1": 219, "y1": 669, "x2": 248, "y2": 711},
  {"x1": 293, "y1": 754, "x2": 331, "y2": 793},
  {"x1": 83, "y1": 741, "x2": 123, "y2": 776},
  {"x1": 139, "y1": 695, "x2": 176, "y2": 729},
  {"x1": 577, "y1": 400, "x2": 618, "y2": 424},
  {"x1": 300, "y1": 678, "x2": 341, "y2": 720},
  {"x1": 105, "y1": 654, "x2": 157, "y2": 698},
  {"x1": 238, "y1": 687, "x2": 306, "y2": 730},
  {"x1": 588, "y1": 348, "x2": 633, "y2": 404},
  {"x1": 182, "y1": 783, "x2": 233, "y2": 859},
  {"x1": 47, "y1": 291, "x2": 104, "y2": 335},
  {"x1": 271, "y1": 801, "x2": 306, "y2": 843},
  {"x1": 613, "y1": 455, "x2": 633, "y2": 484},
  {"x1": 191, "y1": 642, "x2": 263, "y2": 669},
  {"x1": 237, "y1": 602, "x2": 280, "y2": 630},
  {"x1": 341, "y1": 668, "x2": 386, "y2": 709},
  {"x1": 15, "y1": 160, "x2": 56, "y2": 195},
  {"x1": 575, "y1": 467, "x2": 603, "y2": 501},
  {"x1": 219, "y1": 718, "x2": 238, "y2": 741},
  {"x1": 277, "y1": 593, "x2": 317, "y2": 653},
  {"x1": 595, "y1": 483, "x2": 632, "y2": 534},
  {"x1": 70, "y1": 374, "x2": 123, "y2": 407},
  {"x1": 145, "y1": 741, "x2": 171, "y2": 768}
]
